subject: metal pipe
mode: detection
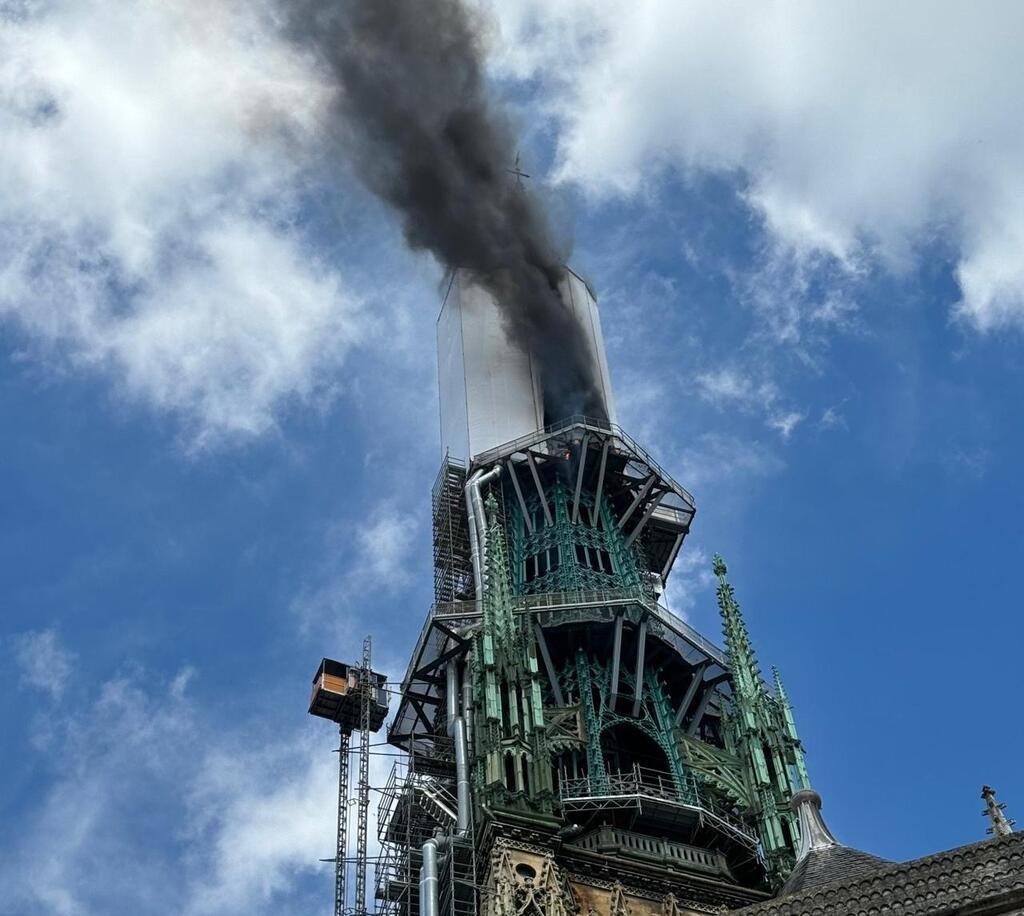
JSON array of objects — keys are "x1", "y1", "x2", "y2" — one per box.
[
  {"x1": 467, "y1": 465, "x2": 501, "y2": 597},
  {"x1": 419, "y1": 837, "x2": 439, "y2": 916},
  {"x1": 446, "y1": 661, "x2": 460, "y2": 733},
  {"x1": 445, "y1": 661, "x2": 472, "y2": 833},
  {"x1": 464, "y1": 470, "x2": 484, "y2": 599},
  {"x1": 461, "y1": 671, "x2": 474, "y2": 752},
  {"x1": 453, "y1": 716, "x2": 471, "y2": 834}
]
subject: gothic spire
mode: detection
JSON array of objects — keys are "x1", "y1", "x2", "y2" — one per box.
[
  {"x1": 773, "y1": 667, "x2": 811, "y2": 790},
  {"x1": 982, "y1": 785, "x2": 1016, "y2": 837},
  {"x1": 713, "y1": 553, "x2": 762, "y2": 700},
  {"x1": 482, "y1": 493, "x2": 515, "y2": 645}
]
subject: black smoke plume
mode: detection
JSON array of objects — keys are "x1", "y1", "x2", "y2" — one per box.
[{"x1": 291, "y1": 0, "x2": 607, "y2": 424}]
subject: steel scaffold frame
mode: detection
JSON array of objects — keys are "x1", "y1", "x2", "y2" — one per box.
[
  {"x1": 334, "y1": 728, "x2": 351, "y2": 916},
  {"x1": 356, "y1": 636, "x2": 373, "y2": 916}
]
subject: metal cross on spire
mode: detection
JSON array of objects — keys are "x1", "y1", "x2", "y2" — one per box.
[
  {"x1": 981, "y1": 784, "x2": 1016, "y2": 837},
  {"x1": 506, "y1": 152, "x2": 531, "y2": 187}
]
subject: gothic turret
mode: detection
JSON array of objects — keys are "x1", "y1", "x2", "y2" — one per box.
[{"x1": 714, "y1": 554, "x2": 808, "y2": 884}]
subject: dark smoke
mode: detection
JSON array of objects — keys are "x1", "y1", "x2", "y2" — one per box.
[{"x1": 290, "y1": 0, "x2": 607, "y2": 424}]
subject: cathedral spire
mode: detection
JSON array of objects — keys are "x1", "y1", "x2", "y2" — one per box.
[{"x1": 981, "y1": 785, "x2": 1016, "y2": 837}]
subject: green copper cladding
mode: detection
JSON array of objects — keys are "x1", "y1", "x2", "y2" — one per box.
[
  {"x1": 510, "y1": 481, "x2": 646, "y2": 596},
  {"x1": 472, "y1": 493, "x2": 554, "y2": 811},
  {"x1": 391, "y1": 424, "x2": 818, "y2": 900},
  {"x1": 773, "y1": 667, "x2": 810, "y2": 791},
  {"x1": 714, "y1": 554, "x2": 808, "y2": 885}
]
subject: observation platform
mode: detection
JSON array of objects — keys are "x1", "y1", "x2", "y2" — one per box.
[{"x1": 559, "y1": 765, "x2": 759, "y2": 850}]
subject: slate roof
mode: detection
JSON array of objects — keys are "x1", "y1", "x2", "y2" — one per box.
[
  {"x1": 779, "y1": 843, "x2": 890, "y2": 895},
  {"x1": 735, "y1": 831, "x2": 1024, "y2": 916}
]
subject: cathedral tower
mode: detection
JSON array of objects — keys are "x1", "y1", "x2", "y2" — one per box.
[{"x1": 374, "y1": 269, "x2": 810, "y2": 916}]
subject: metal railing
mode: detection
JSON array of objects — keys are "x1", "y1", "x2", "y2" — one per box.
[
  {"x1": 560, "y1": 764, "x2": 758, "y2": 846},
  {"x1": 429, "y1": 587, "x2": 727, "y2": 668},
  {"x1": 471, "y1": 415, "x2": 696, "y2": 509}
]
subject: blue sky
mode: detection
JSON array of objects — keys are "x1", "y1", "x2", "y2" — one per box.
[{"x1": 2, "y1": 2, "x2": 1024, "y2": 913}]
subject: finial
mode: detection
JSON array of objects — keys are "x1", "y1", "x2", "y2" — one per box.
[
  {"x1": 712, "y1": 553, "x2": 728, "y2": 577},
  {"x1": 772, "y1": 666, "x2": 787, "y2": 699},
  {"x1": 791, "y1": 789, "x2": 839, "y2": 859},
  {"x1": 981, "y1": 785, "x2": 1016, "y2": 837}
]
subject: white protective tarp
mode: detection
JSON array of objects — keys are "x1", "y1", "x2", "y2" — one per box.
[{"x1": 436, "y1": 267, "x2": 616, "y2": 462}]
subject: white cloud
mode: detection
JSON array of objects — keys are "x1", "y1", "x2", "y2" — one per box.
[
  {"x1": 766, "y1": 410, "x2": 805, "y2": 440},
  {"x1": 10, "y1": 628, "x2": 75, "y2": 700},
  {"x1": 490, "y1": 1, "x2": 1024, "y2": 331},
  {"x1": 676, "y1": 432, "x2": 784, "y2": 491},
  {"x1": 695, "y1": 367, "x2": 805, "y2": 439},
  {"x1": 0, "y1": 0, "x2": 365, "y2": 445},
  {"x1": 695, "y1": 368, "x2": 778, "y2": 410},
  {"x1": 818, "y1": 405, "x2": 847, "y2": 431},
  {"x1": 1, "y1": 661, "x2": 336, "y2": 916},
  {"x1": 662, "y1": 544, "x2": 715, "y2": 619},
  {"x1": 290, "y1": 498, "x2": 422, "y2": 643}
]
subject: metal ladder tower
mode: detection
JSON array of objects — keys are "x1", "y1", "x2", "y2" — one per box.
[
  {"x1": 334, "y1": 728, "x2": 351, "y2": 916},
  {"x1": 355, "y1": 635, "x2": 373, "y2": 916},
  {"x1": 308, "y1": 642, "x2": 389, "y2": 916}
]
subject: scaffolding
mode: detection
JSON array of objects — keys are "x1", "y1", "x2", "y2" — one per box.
[
  {"x1": 355, "y1": 636, "x2": 374, "y2": 916},
  {"x1": 309, "y1": 646, "x2": 389, "y2": 916},
  {"x1": 334, "y1": 729, "x2": 351, "y2": 916},
  {"x1": 438, "y1": 835, "x2": 477, "y2": 916},
  {"x1": 432, "y1": 457, "x2": 471, "y2": 603},
  {"x1": 376, "y1": 737, "x2": 479, "y2": 916}
]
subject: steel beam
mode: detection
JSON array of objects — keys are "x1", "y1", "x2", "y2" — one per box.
[
  {"x1": 409, "y1": 696, "x2": 433, "y2": 732},
  {"x1": 591, "y1": 439, "x2": 610, "y2": 527},
  {"x1": 526, "y1": 452, "x2": 553, "y2": 526},
  {"x1": 661, "y1": 531, "x2": 685, "y2": 581},
  {"x1": 624, "y1": 488, "x2": 667, "y2": 548},
  {"x1": 413, "y1": 642, "x2": 465, "y2": 679},
  {"x1": 617, "y1": 475, "x2": 655, "y2": 530},
  {"x1": 506, "y1": 459, "x2": 533, "y2": 534},
  {"x1": 533, "y1": 624, "x2": 565, "y2": 706},
  {"x1": 631, "y1": 619, "x2": 648, "y2": 718},
  {"x1": 571, "y1": 433, "x2": 591, "y2": 524},
  {"x1": 434, "y1": 621, "x2": 470, "y2": 647},
  {"x1": 686, "y1": 676, "x2": 727, "y2": 737},
  {"x1": 609, "y1": 614, "x2": 624, "y2": 705},
  {"x1": 674, "y1": 661, "x2": 709, "y2": 726}
]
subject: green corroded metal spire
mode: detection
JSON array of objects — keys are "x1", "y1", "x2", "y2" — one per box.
[
  {"x1": 773, "y1": 667, "x2": 810, "y2": 790},
  {"x1": 483, "y1": 494, "x2": 515, "y2": 646},
  {"x1": 714, "y1": 553, "x2": 800, "y2": 887},
  {"x1": 713, "y1": 554, "x2": 762, "y2": 702}
]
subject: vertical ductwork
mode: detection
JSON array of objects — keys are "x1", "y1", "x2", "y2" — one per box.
[
  {"x1": 446, "y1": 661, "x2": 472, "y2": 835},
  {"x1": 464, "y1": 470, "x2": 484, "y2": 600},
  {"x1": 461, "y1": 672, "x2": 474, "y2": 753},
  {"x1": 446, "y1": 661, "x2": 460, "y2": 730},
  {"x1": 464, "y1": 465, "x2": 501, "y2": 604},
  {"x1": 453, "y1": 716, "x2": 471, "y2": 834},
  {"x1": 419, "y1": 836, "x2": 441, "y2": 916}
]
